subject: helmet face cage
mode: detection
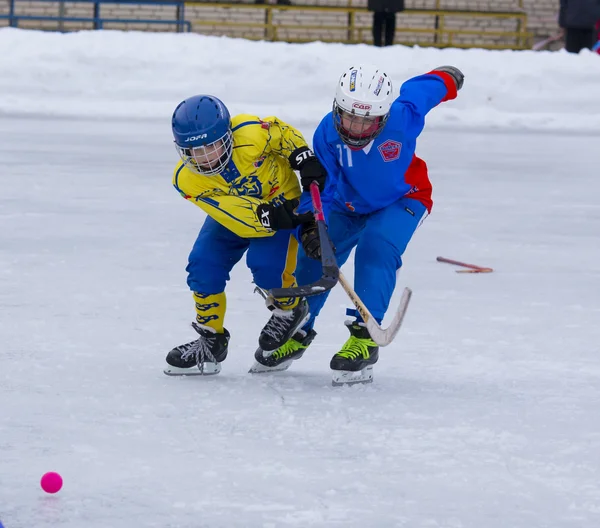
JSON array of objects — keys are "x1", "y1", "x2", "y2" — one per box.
[
  {"x1": 333, "y1": 102, "x2": 389, "y2": 148},
  {"x1": 332, "y1": 65, "x2": 394, "y2": 148},
  {"x1": 176, "y1": 129, "x2": 233, "y2": 176},
  {"x1": 171, "y1": 95, "x2": 233, "y2": 176}
]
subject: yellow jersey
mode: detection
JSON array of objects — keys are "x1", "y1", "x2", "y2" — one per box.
[{"x1": 173, "y1": 114, "x2": 308, "y2": 238}]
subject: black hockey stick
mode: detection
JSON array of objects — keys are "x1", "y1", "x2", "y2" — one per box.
[{"x1": 269, "y1": 181, "x2": 339, "y2": 298}]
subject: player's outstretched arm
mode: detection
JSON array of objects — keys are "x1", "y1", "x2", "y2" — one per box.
[{"x1": 395, "y1": 66, "x2": 465, "y2": 138}]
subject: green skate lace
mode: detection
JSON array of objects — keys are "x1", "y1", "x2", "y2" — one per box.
[
  {"x1": 271, "y1": 338, "x2": 304, "y2": 360},
  {"x1": 336, "y1": 336, "x2": 377, "y2": 360}
]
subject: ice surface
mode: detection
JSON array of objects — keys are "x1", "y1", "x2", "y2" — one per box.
[{"x1": 1, "y1": 29, "x2": 600, "y2": 528}]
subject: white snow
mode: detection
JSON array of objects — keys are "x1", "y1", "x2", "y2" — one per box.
[{"x1": 1, "y1": 28, "x2": 599, "y2": 528}]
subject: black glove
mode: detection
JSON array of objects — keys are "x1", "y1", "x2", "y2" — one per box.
[
  {"x1": 289, "y1": 146, "x2": 327, "y2": 192},
  {"x1": 432, "y1": 66, "x2": 464, "y2": 91},
  {"x1": 256, "y1": 199, "x2": 313, "y2": 231},
  {"x1": 300, "y1": 221, "x2": 321, "y2": 260}
]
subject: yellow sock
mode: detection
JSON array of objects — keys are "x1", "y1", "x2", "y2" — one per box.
[{"x1": 193, "y1": 291, "x2": 226, "y2": 332}]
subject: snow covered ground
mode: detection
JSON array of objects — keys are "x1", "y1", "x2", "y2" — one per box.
[{"x1": 1, "y1": 29, "x2": 600, "y2": 528}]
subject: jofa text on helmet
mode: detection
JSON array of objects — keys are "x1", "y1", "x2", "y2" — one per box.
[{"x1": 185, "y1": 134, "x2": 208, "y2": 142}]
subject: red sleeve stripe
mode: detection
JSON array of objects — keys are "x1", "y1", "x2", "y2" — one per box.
[{"x1": 428, "y1": 71, "x2": 458, "y2": 102}]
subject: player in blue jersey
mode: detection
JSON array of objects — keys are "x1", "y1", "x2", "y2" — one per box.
[{"x1": 257, "y1": 64, "x2": 464, "y2": 383}]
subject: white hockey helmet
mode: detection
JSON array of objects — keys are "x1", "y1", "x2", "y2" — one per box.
[{"x1": 333, "y1": 64, "x2": 394, "y2": 148}]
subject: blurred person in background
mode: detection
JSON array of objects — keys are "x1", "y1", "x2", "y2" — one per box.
[
  {"x1": 368, "y1": 0, "x2": 404, "y2": 47},
  {"x1": 559, "y1": 0, "x2": 600, "y2": 52}
]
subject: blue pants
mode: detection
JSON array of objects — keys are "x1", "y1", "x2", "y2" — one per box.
[
  {"x1": 297, "y1": 197, "x2": 427, "y2": 329},
  {"x1": 187, "y1": 217, "x2": 298, "y2": 294}
]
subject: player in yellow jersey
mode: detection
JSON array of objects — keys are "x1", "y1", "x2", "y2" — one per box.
[{"x1": 164, "y1": 94, "x2": 326, "y2": 376}]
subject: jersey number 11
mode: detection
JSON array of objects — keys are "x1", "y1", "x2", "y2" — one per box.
[{"x1": 336, "y1": 144, "x2": 354, "y2": 167}]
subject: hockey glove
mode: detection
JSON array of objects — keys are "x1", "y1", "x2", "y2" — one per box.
[
  {"x1": 300, "y1": 221, "x2": 322, "y2": 260},
  {"x1": 257, "y1": 199, "x2": 313, "y2": 231},
  {"x1": 289, "y1": 146, "x2": 327, "y2": 192},
  {"x1": 432, "y1": 66, "x2": 464, "y2": 91}
]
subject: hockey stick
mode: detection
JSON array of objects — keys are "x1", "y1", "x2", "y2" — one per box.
[
  {"x1": 307, "y1": 185, "x2": 412, "y2": 346},
  {"x1": 271, "y1": 184, "x2": 412, "y2": 346},
  {"x1": 436, "y1": 256, "x2": 493, "y2": 273},
  {"x1": 338, "y1": 271, "x2": 412, "y2": 347},
  {"x1": 269, "y1": 182, "x2": 339, "y2": 298}
]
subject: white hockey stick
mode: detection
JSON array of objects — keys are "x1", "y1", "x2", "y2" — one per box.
[{"x1": 338, "y1": 271, "x2": 412, "y2": 347}]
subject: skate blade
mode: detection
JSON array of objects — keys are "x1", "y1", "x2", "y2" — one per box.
[
  {"x1": 163, "y1": 362, "x2": 221, "y2": 377},
  {"x1": 331, "y1": 366, "x2": 374, "y2": 387},
  {"x1": 248, "y1": 359, "x2": 293, "y2": 374}
]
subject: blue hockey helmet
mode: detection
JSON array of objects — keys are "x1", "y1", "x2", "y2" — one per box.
[{"x1": 172, "y1": 95, "x2": 233, "y2": 176}]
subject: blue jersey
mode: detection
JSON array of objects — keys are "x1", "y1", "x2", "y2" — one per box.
[{"x1": 301, "y1": 72, "x2": 456, "y2": 216}]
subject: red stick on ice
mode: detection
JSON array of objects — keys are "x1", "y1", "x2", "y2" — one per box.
[{"x1": 436, "y1": 256, "x2": 494, "y2": 273}]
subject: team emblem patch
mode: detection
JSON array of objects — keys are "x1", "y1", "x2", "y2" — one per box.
[
  {"x1": 230, "y1": 175, "x2": 262, "y2": 196},
  {"x1": 378, "y1": 140, "x2": 402, "y2": 162}
]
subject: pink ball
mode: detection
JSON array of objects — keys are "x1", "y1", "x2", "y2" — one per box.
[{"x1": 40, "y1": 472, "x2": 63, "y2": 494}]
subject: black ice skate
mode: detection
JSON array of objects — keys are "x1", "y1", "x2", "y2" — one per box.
[
  {"x1": 330, "y1": 321, "x2": 379, "y2": 386},
  {"x1": 249, "y1": 328, "x2": 317, "y2": 374},
  {"x1": 164, "y1": 323, "x2": 230, "y2": 376},
  {"x1": 258, "y1": 298, "x2": 310, "y2": 352}
]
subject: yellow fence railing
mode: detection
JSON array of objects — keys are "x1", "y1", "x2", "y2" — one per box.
[{"x1": 186, "y1": 3, "x2": 533, "y2": 50}]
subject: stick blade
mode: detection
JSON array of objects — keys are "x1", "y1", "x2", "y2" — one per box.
[
  {"x1": 270, "y1": 265, "x2": 338, "y2": 298},
  {"x1": 365, "y1": 287, "x2": 412, "y2": 347}
]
